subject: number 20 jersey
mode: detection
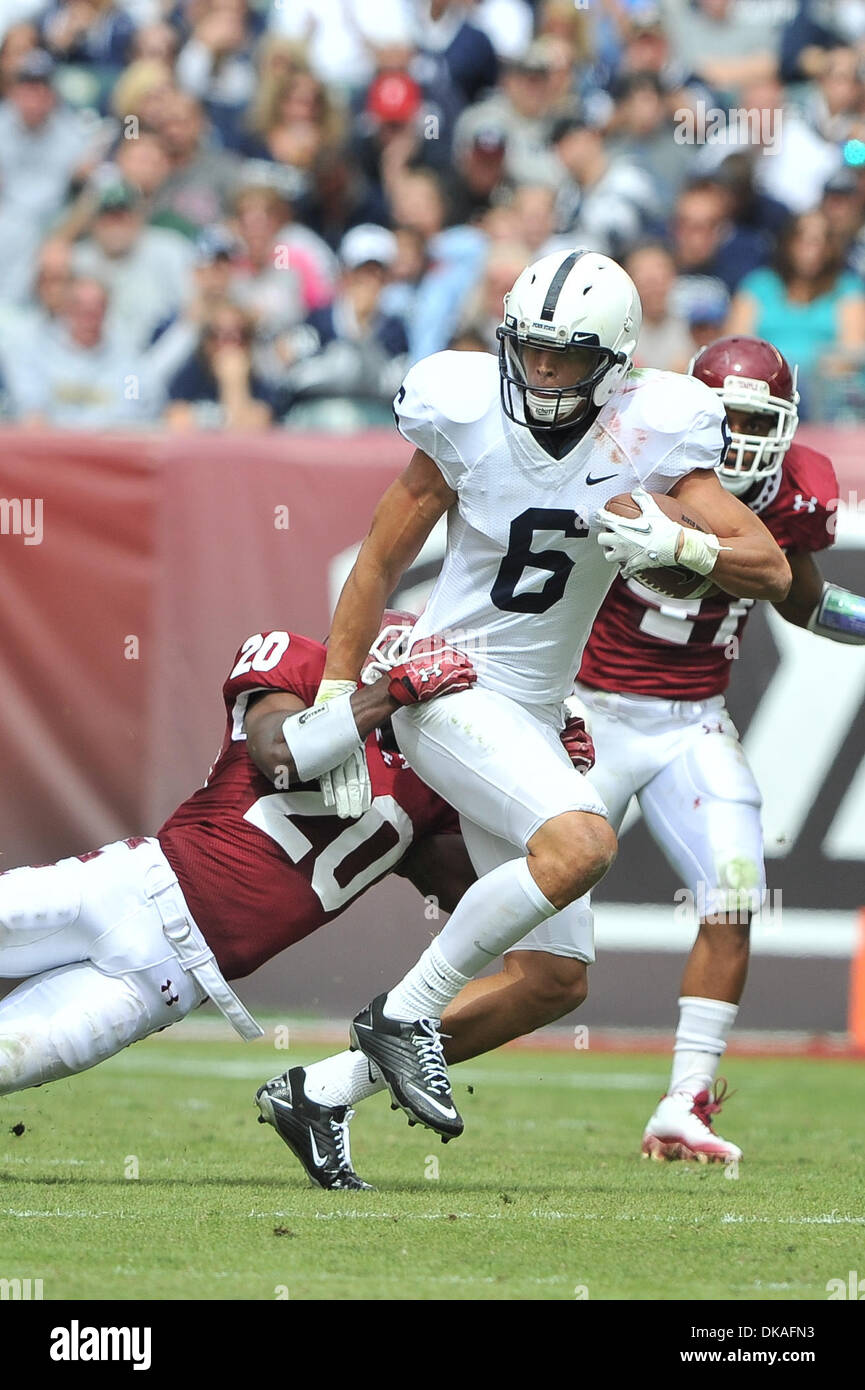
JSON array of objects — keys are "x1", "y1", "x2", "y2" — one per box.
[
  {"x1": 396, "y1": 351, "x2": 726, "y2": 706},
  {"x1": 157, "y1": 631, "x2": 459, "y2": 980},
  {"x1": 578, "y1": 442, "x2": 838, "y2": 699}
]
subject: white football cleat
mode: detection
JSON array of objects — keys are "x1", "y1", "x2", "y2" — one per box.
[{"x1": 641, "y1": 1080, "x2": 742, "y2": 1163}]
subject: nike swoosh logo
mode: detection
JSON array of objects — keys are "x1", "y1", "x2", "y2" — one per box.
[
  {"x1": 472, "y1": 939, "x2": 500, "y2": 960},
  {"x1": 585, "y1": 473, "x2": 618, "y2": 486},
  {"x1": 406, "y1": 1083, "x2": 457, "y2": 1120},
  {"x1": 308, "y1": 1130, "x2": 328, "y2": 1168}
]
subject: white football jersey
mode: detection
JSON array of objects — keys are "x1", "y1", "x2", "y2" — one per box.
[{"x1": 396, "y1": 351, "x2": 726, "y2": 705}]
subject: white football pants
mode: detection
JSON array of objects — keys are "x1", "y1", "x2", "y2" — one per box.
[
  {"x1": 392, "y1": 686, "x2": 606, "y2": 961},
  {"x1": 0, "y1": 838, "x2": 241, "y2": 1096},
  {"x1": 575, "y1": 684, "x2": 766, "y2": 916}
]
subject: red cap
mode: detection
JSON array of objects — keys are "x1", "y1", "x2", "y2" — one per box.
[{"x1": 366, "y1": 72, "x2": 422, "y2": 125}]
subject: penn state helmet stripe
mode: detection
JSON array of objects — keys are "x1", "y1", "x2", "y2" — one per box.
[{"x1": 539, "y1": 250, "x2": 583, "y2": 322}]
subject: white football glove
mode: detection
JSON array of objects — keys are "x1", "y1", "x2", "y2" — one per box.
[
  {"x1": 315, "y1": 679, "x2": 372, "y2": 820},
  {"x1": 596, "y1": 487, "x2": 722, "y2": 580}
]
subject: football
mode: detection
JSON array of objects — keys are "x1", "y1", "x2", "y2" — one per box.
[{"x1": 604, "y1": 491, "x2": 720, "y2": 600}]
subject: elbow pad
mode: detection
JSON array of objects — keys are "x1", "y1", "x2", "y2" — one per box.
[
  {"x1": 281, "y1": 694, "x2": 363, "y2": 780},
  {"x1": 806, "y1": 582, "x2": 865, "y2": 644}
]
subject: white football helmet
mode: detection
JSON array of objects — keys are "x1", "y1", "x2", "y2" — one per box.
[{"x1": 497, "y1": 248, "x2": 642, "y2": 430}]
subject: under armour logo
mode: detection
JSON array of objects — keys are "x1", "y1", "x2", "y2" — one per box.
[
  {"x1": 161, "y1": 980, "x2": 179, "y2": 1007},
  {"x1": 792, "y1": 493, "x2": 818, "y2": 513}
]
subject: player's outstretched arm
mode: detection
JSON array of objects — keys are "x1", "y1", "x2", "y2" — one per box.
[
  {"x1": 245, "y1": 644, "x2": 477, "y2": 787},
  {"x1": 774, "y1": 551, "x2": 865, "y2": 643},
  {"x1": 670, "y1": 469, "x2": 792, "y2": 602},
  {"x1": 323, "y1": 449, "x2": 456, "y2": 684}
]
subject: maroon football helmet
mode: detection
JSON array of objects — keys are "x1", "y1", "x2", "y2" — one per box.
[
  {"x1": 360, "y1": 608, "x2": 419, "y2": 685},
  {"x1": 689, "y1": 336, "x2": 799, "y2": 495}
]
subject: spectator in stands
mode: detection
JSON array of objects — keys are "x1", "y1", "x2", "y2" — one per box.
[
  {"x1": 389, "y1": 166, "x2": 450, "y2": 241},
  {"x1": 606, "y1": 71, "x2": 696, "y2": 204},
  {"x1": 165, "y1": 298, "x2": 274, "y2": 431},
  {"x1": 175, "y1": 0, "x2": 259, "y2": 151},
  {"x1": 780, "y1": 0, "x2": 865, "y2": 83},
  {"x1": 40, "y1": 0, "x2": 136, "y2": 111},
  {"x1": 471, "y1": 0, "x2": 534, "y2": 63},
  {"x1": 551, "y1": 114, "x2": 662, "y2": 258},
  {"x1": 0, "y1": 21, "x2": 39, "y2": 94},
  {"x1": 508, "y1": 182, "x2": 575, "y2": 257},
  {"x1": 801, "y1": 45, "x2": 865, "y2": 145},
  {"x1": 70, "y1": 178, "x2": 196, "y2": 351},
  {"x1": 299, "y1": 145, "x2": 391, "y2": 252},
  {"x1": 612, "y1": 3, "x2": 694, "y2": 104},
  {"x1": 626, "y1": 241, "x2": 693, "y2": 372},
  {"x1": 2, "y1": 275, "x2": 159, "y2": 428},
  {"x1": 130, "y1": 19, "x2": 179, "y2": 66},
  {"x1": 354, "y1": 69, "x2": 425, "y2": 202},
  {"x1": 306, "y1": 224, "x2": 407, "y2": 360},
  {"x1": 695, "y1": 74, "x2": 842, "y2": 215},
  {"x1": 454, "y1": 40, "x2": 563, "y2": 187},
  {"x1": 241, "y1": 68, "x2": 345, "y2": 172},
  {"x1": 0, "y1": 49, "x2": 99, "y2": 302},
  {"x1": 660, "y1": 0, "x2": 781, "y2": 97},
  {"x1": 448, "y1": 111, "x2": 513, "y2": 225},
  {"x1": 455, "y1": 238, "x2": 532, "y2": 351},
  {"x1": 671, "y1": 179, "x2": 768, "y2": 295},
  {"x1": 821, "y1": 166, "x2": 865, "y2": 278},
  {"x1": 727, "y1": 209, "x2": 865, "y2": 408},
  {"x1": 268, "y1": 0, "x2": 413, "y2": 93},
  {"x1": 229, "y1": 177, "x2": 336, "y2": 336},
  {"x1": 713, "y1": 152, "x2": 790, "y2": 240},
  {"x1": 150, "y1": 89, "x2": 241, "y2": 231},
  {"x1": 109, "y1": 55, "x2": 175, "y2": 131},
  {"x1": 186, "y1": 225, "x2": 241, "y2": 320}
]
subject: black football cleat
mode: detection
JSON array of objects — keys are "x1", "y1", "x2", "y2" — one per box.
[
  {"x1": 349, "y1": 993, "x2": 463, "y2": 1140},
  {"x1": 255, "y1": 1066, "x2": 373, "y2": 1191}
]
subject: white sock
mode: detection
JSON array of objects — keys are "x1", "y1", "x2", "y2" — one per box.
[
  {"x1": 669, "y1": 995, "x2": 739, "y2": 1097},
  {"x1": 384, "y1": 857, "x2": 557, "y2": 1021},
  {"x1": 384, "y1": 938, "x2": 471, "y2": 1022},
  {"x1": 302, "y1": 1051, "x2": 385, "y2": 1107}
]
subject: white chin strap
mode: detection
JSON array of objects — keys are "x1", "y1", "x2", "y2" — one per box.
[{"x1": 526, "y1": 389, "x2": 582, "y2": 423}]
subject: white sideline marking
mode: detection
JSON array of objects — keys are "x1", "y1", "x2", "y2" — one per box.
[{"x1": 3, "y1": 1206, "x2": 862, "y2": 1226}]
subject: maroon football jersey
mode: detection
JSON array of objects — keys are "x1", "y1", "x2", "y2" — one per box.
[
  {"x1": 158, "y1": 630, "x2": 459, "y2": 980},
  {"x1": 578, "y1": 443, "x2": 837, "y2": 699}
]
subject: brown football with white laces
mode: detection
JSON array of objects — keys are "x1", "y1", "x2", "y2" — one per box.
[{"x1": 604, "y1": 492, "x2": 720, "y2": 600}]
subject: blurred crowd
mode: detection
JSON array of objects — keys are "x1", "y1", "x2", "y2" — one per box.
[{"x1": 3, "y1": 0, "x2": 865, "y2": 430}]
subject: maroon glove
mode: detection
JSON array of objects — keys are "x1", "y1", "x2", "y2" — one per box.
[
  {"x1": 561, "y1": 715, "x2": 595, "y2": 774},
  {"x1": 387, "y1": 638, "x2": 477, "y2": 706}
]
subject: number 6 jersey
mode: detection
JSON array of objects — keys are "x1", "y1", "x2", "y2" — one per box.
[
  {"x1": 396, "y1": 351, "x2": 726, "y2": 706},
  {"x1": 157, "y1": 631, "x2": 459, "y2": 980}
]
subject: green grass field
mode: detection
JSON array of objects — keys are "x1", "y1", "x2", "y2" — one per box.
[{"x1": 1, "y1": 1027, "x2": 863, "y2": 1301}]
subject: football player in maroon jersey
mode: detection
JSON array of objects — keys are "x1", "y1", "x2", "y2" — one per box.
[
  {"x1": 573, "y1": 336, "x2": 865, "y2": 1162},
  {"x1": 0, "y1": 615, "x2": 595, "y2": 1189}
]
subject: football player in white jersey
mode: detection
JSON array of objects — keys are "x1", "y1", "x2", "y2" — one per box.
[{"x1": 294, "y1": 248, "x2": 791, "y2": 1140}]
